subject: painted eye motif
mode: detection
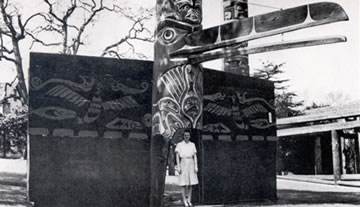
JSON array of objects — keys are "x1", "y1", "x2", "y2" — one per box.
[
  {"x1": 31, "y1": 106, "x2": 77, "y2": 120},
  {"x1": 162, "y1": 28, "x2": 176, "y2": 43},
  {"x1": 182, "y1": 4, "x2": 190, "y2": 11}
]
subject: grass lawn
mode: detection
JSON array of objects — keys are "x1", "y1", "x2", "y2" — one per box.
[{"x1": 0, "y1": 158, "x2": 30, "y2": 207}]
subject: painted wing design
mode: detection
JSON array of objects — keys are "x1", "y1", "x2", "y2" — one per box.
[
  {"x1": 203, "y1": 103, "x2": 231, "y2": 116},
  {"x1": 102, "y1": 96, "x2": 140, "y2": 111},
  {"x1": 46, "y1": 85, "x2": 89, "y2": 107}
]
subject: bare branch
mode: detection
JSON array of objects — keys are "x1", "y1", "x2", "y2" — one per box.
[
  {"x1": 23, "y1": 12, "x2": 49, "y2": 29},
  {"x1": 63, "y1": 0, "x2": 77, "y2": 21},
  {"x1": 104, "y1": 50, "x2": 123, "y2": 59},
  {"x1": 71, "y1": 0, "x2": 108, "y2": 54},
  {"x1": 102, "y1": 11, "x2": 154, "y2": 57},
  {"x1": 43, "y1": 0, "x2": 63, "y2": 23},
  {"x1": 0, "y1": 34, "x2": 13, "y2": 54},
  {"x1": 26, "y1": 32, "x2": 62, "y2": 49},
  {"x1": 0, "y1": 54, "x2": 16, "y2": 63},
  {"x1": 31, "y1": 23, "x2": 63, "y2": 34},
  {"x1": 0, "y1": 41, "x2": 14, "y2": 54},
  {"x1": 102, "y1": 36, "x2": 129, "y2": 56},
  {"x1": 16, "y1": 15, "x2": 25, "y2": 40},
  {"x1": 0, "y1": 0, "x2": 17, "y2": 37},
  {"x1": 68, "y1": 24, "x2": 79, "y2": 31}
]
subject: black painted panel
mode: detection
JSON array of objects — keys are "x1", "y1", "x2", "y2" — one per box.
[
  {"x1": 200, "y1": 69, "x2": 276, "y2": 204},
  {"x1": 29, "y1": 53, "x2": 152, "y2": 207},
  {"x1": 201, "y1": 140, "x2": 276, "y2": 204},
  {"x1": 203, "y1": 69, "x2": 275, "y2": 139}
]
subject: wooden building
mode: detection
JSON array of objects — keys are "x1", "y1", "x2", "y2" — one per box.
[{"x1": 277, "y1": 102, "x2": 360, "y2": 180}]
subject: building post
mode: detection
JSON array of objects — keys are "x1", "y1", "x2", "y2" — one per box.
[
  {"x1": 357, "y1": 117, "x2": 360, "y2": 174},
  {"x1": 340, "y1": 136, "x2": 346, "y2": 174},
  {"x1": 331, "y1": 130, "x2": 341, "y2": 184},
  {"x1": 151, "y1": 1, "x2": 203, "y2": 206},
  {"x1": 314, "y1": 136, "x2": 322, "y2": 174},
  {"x1": 223, "y1": 0, "x2": 249, "y2": 75}
]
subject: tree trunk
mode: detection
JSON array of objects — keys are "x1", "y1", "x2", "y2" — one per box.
[
  {"x1": 12, "y1": 39, "x2": 28, "y2": 104},
  {"x1": 63, "y1": 24, "x2": 68, "y2": 54}
]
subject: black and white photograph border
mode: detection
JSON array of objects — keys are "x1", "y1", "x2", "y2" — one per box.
[{"x1": 0, "y1": 0, "x2": 359, "y2": 207}]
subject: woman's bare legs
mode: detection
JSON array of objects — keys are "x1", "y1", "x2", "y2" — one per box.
[
  {"x1": 181, "y1": 186, "x2": 188, "y2": 206},
  {"x1": 187, "y1": 186, "x2": 193, "y2": 206}
]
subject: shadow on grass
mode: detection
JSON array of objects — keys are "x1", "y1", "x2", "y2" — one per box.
[
  {"x1": 0, "y1": 172, "x2": 30, "y2": 207},
  {"x1": 276, "y1": 189, "x2": 360, "y2": 205},
  {"x1": 164, "y1": 183, "x2": 360, "y2": 206},
  {"x1": 0, "y1": 172, "x2": 26, "y2": 187}
]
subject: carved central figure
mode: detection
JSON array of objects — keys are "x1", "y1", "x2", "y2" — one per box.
[{"x1": 153, "y1": 0, "x2": 203, "y2": 139}]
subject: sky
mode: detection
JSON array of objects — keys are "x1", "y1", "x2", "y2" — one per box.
[{"x1": 0, "y1": 0, "x2": 359, "y2": 106}]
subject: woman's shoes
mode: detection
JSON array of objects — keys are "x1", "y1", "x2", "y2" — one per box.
[
  {"x1": 186, "y1": 198, "x2": 193, "y2": 207},
  {"x1": 183, "y1": 199, "x2": 189, "y2": 207}
]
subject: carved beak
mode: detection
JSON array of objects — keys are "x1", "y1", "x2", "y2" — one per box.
[{"x1": 169, "y1": 2, "x2": 349, "y2": 63}]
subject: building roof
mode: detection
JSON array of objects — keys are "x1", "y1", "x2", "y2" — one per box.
[{"x1": 277, "y1": 101, "x2": 360, "y2": 137}]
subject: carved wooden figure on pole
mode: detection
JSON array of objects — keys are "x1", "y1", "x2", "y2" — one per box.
[
  {"x1": 152, "y1": 1, "x2": 349, "y2": 206},
  {"x1": 223, "y1": 0, "x2": 249, "y2": 75},
  {"x1": 151, "y1": 1, "x2": 203, "y2": 206}
]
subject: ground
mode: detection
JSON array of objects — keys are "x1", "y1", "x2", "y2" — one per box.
[
  {"x1": 0, "y1": 159, "x2": 30, "y2": 207},
  {"x1": 1, "y1": 158, "x2": 360, "y2": 207}
]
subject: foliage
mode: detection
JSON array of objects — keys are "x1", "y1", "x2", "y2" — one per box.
[
  {"x1": 0, "y1": 110, "x2": 27, "y2": 158},
  {"x1": 253, "y1": 61, "x2": 303, "y2": 118}
]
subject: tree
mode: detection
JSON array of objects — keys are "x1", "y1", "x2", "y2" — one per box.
[
  {"x1": 101, "y1": 5, "x2": 154, "y2": 59},
  {"x1": 252, "y1": 61, "x2": 303, "y2": 118},
  {"x1": 0, "y1": 0, "x2": 46, "y2": 103},
  {"x1": 29, "y1": 0, "x2": 115, "y2": 54},
  {"x1": 28, "y1": 0, "x2": 154, "y2": 57}
]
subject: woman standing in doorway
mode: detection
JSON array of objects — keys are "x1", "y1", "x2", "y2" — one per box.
[{"x1": 175, "y1": 129, "x2": 198, "y2": 207}]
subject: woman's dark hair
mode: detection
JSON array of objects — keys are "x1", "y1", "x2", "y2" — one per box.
[{"x1": 183, "y1": 129, "x2": 191, "y2": 134}]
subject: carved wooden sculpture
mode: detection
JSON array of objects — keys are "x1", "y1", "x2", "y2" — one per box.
[
  {"x1": 223, "y1": 0, "x2": 249, "y2": 75},
  {"x1": 151, "y1": 1, "x2": 348, "y2": 206},
  {"x1": 151, "y1": 1, "x2": 203, "y2": 206}
]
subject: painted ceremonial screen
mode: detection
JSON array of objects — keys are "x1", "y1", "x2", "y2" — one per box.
[
  {"x1": 28, "y1": 53, "x2": 153, "y2": 207},
  {"x1": 199, "y1": 69, "x2": 277, "y2": 204}
]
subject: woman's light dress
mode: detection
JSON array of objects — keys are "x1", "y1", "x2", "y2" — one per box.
[{"x1": 175, "y1": 141, "x2": 199, "y2": 186}]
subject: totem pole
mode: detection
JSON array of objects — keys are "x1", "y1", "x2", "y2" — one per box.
[
  {"x1": 152, "y1": 1, "x2": 348, "y2": 206},
  {"x1": 223, "y1": 0, "x2": 249, "y2": 75},
  {"x1": 151, "y1": 1, "x2": 203, "y2": 206}
]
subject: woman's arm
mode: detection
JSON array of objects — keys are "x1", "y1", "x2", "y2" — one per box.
[
  {"x1": 194, "y1": 153, "x2": 198, "y2": 173},
  {"x1": 176, "y1": 151, "x2": 181, "y2": 174}
]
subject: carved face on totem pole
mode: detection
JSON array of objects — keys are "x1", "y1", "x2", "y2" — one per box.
[
  {"x1": 158, "y1": 0, "x2": 202, "y2": 24},
  {"x1": 153, "y1": 0, "x2": 203, "y2": 139}
]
